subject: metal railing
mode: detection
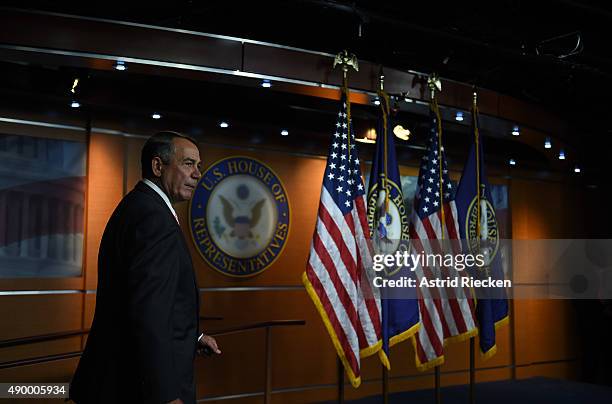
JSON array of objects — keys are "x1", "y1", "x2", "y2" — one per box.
[
  {"x1": 0, "y1": 318, "x2": 306, "y2": 403},
  {"x1": 203, "y1": 320, "x2": 306, "y2": 404}
]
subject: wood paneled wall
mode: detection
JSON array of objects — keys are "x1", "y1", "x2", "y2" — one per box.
[{"x1": 0, "y1": 128, "x2": 586, "y2": 403}]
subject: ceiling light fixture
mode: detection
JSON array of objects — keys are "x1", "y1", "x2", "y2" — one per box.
[
  {"x1": 114, "y1": 60, "x2": 127, "y2": 71},
  {"x1": 558, "y1": 149, "x2": 566, "y2": 160}
]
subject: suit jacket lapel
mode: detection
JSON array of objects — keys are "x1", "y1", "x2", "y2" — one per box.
[{"x1": 134, "y1": 181, "x2": 180, "y2": 226}]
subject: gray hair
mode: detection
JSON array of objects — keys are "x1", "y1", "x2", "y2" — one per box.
[{"x1": 141, "y1": 131, "x2": 197, "y2": 179}]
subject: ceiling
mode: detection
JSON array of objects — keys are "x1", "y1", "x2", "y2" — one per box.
[
  {"x1": 0, "y1": 1, "x2": 610, "y2": 184},
  {"x1": 6, "y1": 1, "x2": 610, "y2": 123}
]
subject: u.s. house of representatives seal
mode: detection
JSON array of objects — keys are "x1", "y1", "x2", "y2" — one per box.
[
  {"x1": 189, "y1": 156, "x2": 290, "y2": 277},
  {"x1": 367, "y1": 179, "x2": 410, "y2": 276},
  {"x1": 465, "y1": 184, "x2": 499, "y2": 269}
]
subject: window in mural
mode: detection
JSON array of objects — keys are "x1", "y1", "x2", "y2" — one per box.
[{"x1": 0, "y1": 133, "x2": 86, "y2": 278}]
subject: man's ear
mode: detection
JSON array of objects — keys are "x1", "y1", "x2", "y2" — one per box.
[{"x1": 151, "y1": 156, "x2": 164, "y2": 177}]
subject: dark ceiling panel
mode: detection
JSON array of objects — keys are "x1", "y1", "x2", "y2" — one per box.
[{"x1": 0, "y1": 9, "x2": 243, "y2": 71}]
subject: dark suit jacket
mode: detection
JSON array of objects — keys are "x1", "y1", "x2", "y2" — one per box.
[{"x1": 71, "y1": 181, "x2": 200, "y2": 404}]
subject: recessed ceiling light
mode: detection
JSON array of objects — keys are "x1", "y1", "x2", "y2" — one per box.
[
  {"x1": 509, "y1": 158, "x2": 516, "y2": 166},
  {"x1": 558, "y1": 149, "x2": 566, "y2": 160},
  {"x1": 70, "y1": 100, "x2": 80, "y2": 108},
  {"x1": 152, "y1": 113, "x2": 161, "y2": 119},
  {"x1": 455, "y1": 111, "x2": 464, "y2": 122},
  {"x1": 512, "y1": 126, "x2": 520, "y2": 136},
  {"x1": 114, "y1": 61, "x2": 127, "y2": 71},
  {"x1": 261, "y1": 79, "x2": 272, "y2": 88},
  {"x1": 281, "y1": 129, "x2": 289, "y2": 136},
  {"x1": 544, "y1": 137, "x2": 552, "y2": 149},
  {"x1": 219, "y1": 121, "x2": 229, "y2": 128},
  {"x1": 373, "y1": 97, "x2": 381, "y2": 106},
  {"x1": 574, "y1": 166, "x2": 581, "y2": 173}
]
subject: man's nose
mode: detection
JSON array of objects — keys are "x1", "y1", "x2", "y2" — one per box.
[{"x1": 192, "y1": 167, "x2": 201, "y2": 179}]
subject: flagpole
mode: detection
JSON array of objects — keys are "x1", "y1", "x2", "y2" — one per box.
[
  {"x1": 435, "y1": 366, "x2": 442, "y2": 404},
  {"x1": 331, "y1": 50, "x2": 363, "y2": 396},
  {"x1": 337, "y1": 357, "x2": 345, "y2": 404},
  {"x1": 342, "y1": 71, "x2": 352, "y2": 162},
  {"x1": 469, "y1": 339, "x2": 475, "y2": 404},
  {"x1": 474, "y1": 90, "x2": 481, "y2": 259},
  {"x1": 378, "y1": 70, "x2": 391, "y2": 214},
  {"x1": 383, "y1": 366, "x2": 389, "y2": 404},
  {"x1": 469, "y1": 89, "x2": 481, "y2": 404},
  {"x1": 428, "y1": 73, "x2": 443, "y2": 404},
  {"x1": 378, "y1": 70, "x2": 391, "y2": 404},
  {"x1": 334, "y1": 53, "x2": 352, "y2": 403},
  {"x1": 428, "y1": 74, "x2": 445, "y2": 240}
]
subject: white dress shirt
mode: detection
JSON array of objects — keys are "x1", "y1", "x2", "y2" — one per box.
[{"x1": 142, "y1": 178, "x2": 179, "y2": 224}]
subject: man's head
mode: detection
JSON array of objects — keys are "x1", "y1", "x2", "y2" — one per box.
[{"x1": 141, "y1": 131, "x2": 201, "y2": 203}]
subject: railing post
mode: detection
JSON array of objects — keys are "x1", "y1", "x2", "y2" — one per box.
[
  {"x1": 382, "y1": 364, "x2": 389, "y2": 404},
  {"x1": 435, "y1": 366, "x2": 441, "y2": 404},
  {"x1": 337, "y1": 357, "x2": 344, "y2": 403},
  {"x1": 469, "y1": 338, "x2": 475, "y2": 404},
  {"x1": 264, "y1": 326, "x2": 272, "y2": 404}
]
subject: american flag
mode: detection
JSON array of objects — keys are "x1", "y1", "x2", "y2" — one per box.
[
  {"x1": 409, "y1": 114, "x2": 478, "y2": 370},
  {"x1": 303, "y1": 95, "x2": 382, "y2": 388}
]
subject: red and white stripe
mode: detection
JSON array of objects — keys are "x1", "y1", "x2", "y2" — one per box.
[
  {"x1": 409, "y1": 200, "x2": 477, "y2": 368},
  {"x1": 306, "y1": 187, "x2": 382, "y2": 382}
]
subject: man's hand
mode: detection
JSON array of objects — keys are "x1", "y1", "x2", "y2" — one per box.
[
  {"x1": 198, "y1": 334, "x2": 221, "y2": 356},
  {"x1": 167, "y1": 399, "x2": 183, "y2": 404}
]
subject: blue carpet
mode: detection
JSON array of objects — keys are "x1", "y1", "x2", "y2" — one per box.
[{"x1": 329, "y1": 377, "x2": 612, "y2": 404}]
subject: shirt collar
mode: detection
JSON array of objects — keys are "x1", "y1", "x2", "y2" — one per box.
[{"x1": 142, "y1": 178, "x2": 179, "y2": 224}]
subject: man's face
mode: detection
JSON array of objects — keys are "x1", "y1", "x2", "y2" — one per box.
[{"x1": 159, "y1": 138, "x2": 202, "y2": 203}]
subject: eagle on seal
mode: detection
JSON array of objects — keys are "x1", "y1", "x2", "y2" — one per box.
[{"x1": 219, "y1": 195, "x2": 266, "y2": 240}]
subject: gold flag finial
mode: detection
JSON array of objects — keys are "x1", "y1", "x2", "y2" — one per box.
[
  {"x1": 427, "y1": 73, "x2": 441, "y2": 99},
  {"x1": 393, "y1": 125, "x2": 411, "y2": 141},
  {"x1": 333, "y1": 50, "x2": 359, "y2": 79}
]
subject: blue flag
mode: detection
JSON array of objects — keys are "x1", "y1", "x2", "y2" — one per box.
[
  {"x1": 366, "y1": 93, "x2": 419, "y2": 369},
  {"x1": 455, "y1": 106, "x2": 509, "y2": 358}
]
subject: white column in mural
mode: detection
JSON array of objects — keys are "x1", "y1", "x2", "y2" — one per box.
[
  {"x1": 75, "y1": 204, "x2": 83, "y2": 267},
  {"x1": 66, "y1": 201, "x2": 75, "y2": 263},
  {"x1": 19, "y1": 192, "x2": 29, "y2": 258},
  {"x1": 0, "y1": 191, "x2": 5, "y2": 257},
  {"x1": 41, "y1": 196, "x2": 49, "y2": 260}
]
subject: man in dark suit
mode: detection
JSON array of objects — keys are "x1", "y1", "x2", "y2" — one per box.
[{"x1": 70, "y1": 131, "x2": 220, "y2": 404}]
